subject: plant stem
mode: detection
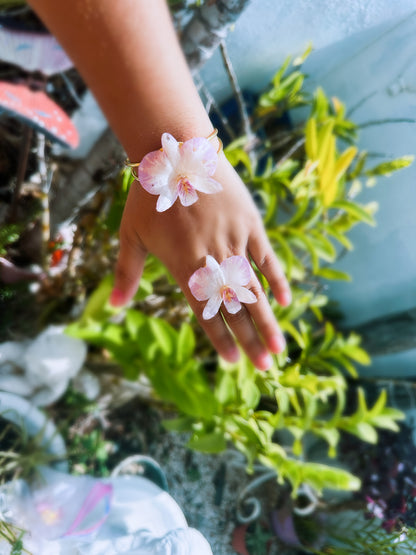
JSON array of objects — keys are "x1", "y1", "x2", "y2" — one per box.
[{"x1": 219, "y1": 40, "x2": 256, "y2": 154}]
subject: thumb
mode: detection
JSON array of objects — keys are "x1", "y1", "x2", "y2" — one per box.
[{"x1": 110, "y1": 233, "x2": 147, "y2": 307}]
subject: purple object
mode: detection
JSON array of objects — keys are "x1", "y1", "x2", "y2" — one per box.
[{"x1": 0, "y1": 27, "x2": 73, "y2": 75}]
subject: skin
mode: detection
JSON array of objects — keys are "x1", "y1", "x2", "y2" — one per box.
[{"x1": 28, "y1": 0, "x2": 291, "y2": 370}]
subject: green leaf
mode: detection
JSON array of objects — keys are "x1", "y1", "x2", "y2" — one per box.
[
  {"x1": 305, "y1": 117, "x2": 318, "y2": 160},
  {"x1": 332, "y1": 199, "x2": 376, "y2": 226},
  {"x1": 313, "y1": 87, "x2": 330, "y2": 120},
  {"x1": 79, "y1": 274, "x2": 114, "y2": 324},
  {"x1": 240, "y1": 380, "x2": 261, "y2": 409},
  {"x1": 280, "y1": 322, "x2": 306, "y2": 348},
  {"x1": 215, "y1": 372, "x2": 237, "y2": 405},
  {"x1": 269, "y1": 230, "x2": 294, "y2": 279},
  {"x1": 308, "y1": 231, "x2": 337, "y2": 262},
  {"x1": 325, "y1": 225, "x2": 353, "y2": 250},
  {"x1": 287, "y1": 229, "x2": 319, "y2": 272},
  {"x1": 344, "y1": 344, "x2": 371, "y2": 365},
  {"x1": 316, "y1": 267, "x2": 351, "y2": 281},
  {"x1": 148, "y1": 318, "x2": 176, "y2": 358},
  {"x1": 188, "y1": 431, "x2": 226, "y2": 453},
  {"x1": 365, "y1": 155, "x2": 414, "y2": 176},
  {"x1": 293, "y1": 43, "x2": 313, "y2": 66},
  {"x1": 176, "y1": 322, "x2": 195, "y2": 364},
  {"x1": 125, "y1": 309, "x2": 146, "y2": 339},
  {"x1": 334, "y1": 146, "x2": 358, "y2": 180},
  {"x1": 162, "y1": 416, "x2": 195, "y2": 432},
  {"x1": 301, "y1": 461, "x2": 361, "y2": 493},
  {"x1": 342, "y1": 422, "x2": 378, "y2": 443},
  {"x1": 224, "y1": 146, "x2": 253, "y2": 176},
  {"x1": 314, "y1": 427, "x2": 340, "y2": 458}
]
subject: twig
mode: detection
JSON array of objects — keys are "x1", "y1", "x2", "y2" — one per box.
[
  {"x1": 275, "y1": 137, "x2": 305, "y2": 167},
  {"x1": 9, "y1": 125, "x2": 33, "y2": 221},
  {"x1": 194, "y1": 73, "x2": 236, "y2": 141},
  {"x1": 358, "y1": 117, "x2": 416, "y2": 128},
  {"x1": 36, "y1": 133, "x2": 53, "y2": 269},
  {"x1": 347, "y1": 90, "x2": 377, "y2": 118},
  {"x1": 219, "y1": 40, "x2": 255, "y2": 146}
]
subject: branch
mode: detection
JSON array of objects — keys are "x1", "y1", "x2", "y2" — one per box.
[
  {"x1": 50, "y1": 128, "x2": 124, "y2": 232},
  {"x1": 219, "y1": 40, "x2": 254, "y2": 144}
]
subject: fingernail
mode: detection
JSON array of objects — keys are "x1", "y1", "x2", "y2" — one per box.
[
  {"x1": 225, "y1": 347, "x2": 240, "y2": 363},
  {"x1": 257, "y1": 352, "x2": 273, "y2": 371},
  {"x1": 281, "y1": 290, "x2": 292, "y2": 306},
  {"x1": 109, "y1": 288, "x2": 127, "y2": 307},
  {"x1": 270, "y1": 333, "x2": 286, "y2": 354}
]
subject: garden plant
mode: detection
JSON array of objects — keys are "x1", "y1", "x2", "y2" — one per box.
[
  {"x1": 66, "y1": 54, "x2": 410, "y2": 510},
  {"x1": 0, "y1": 9, "x2": 414, "y2": 549}
]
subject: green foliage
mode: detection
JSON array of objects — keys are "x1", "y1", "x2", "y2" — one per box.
[
  {"x1": 257, "y1": 55, "x2": 310, "y2": 115},
  {"x1": 67, "y1": 56, "x2": 410, "y2": 497},
  {"x1": 0, "y1": 417, "x2": 64, "y2": 485},
  {"x1": 311, "y1": 511, "x2": 416, "y2": 554},
  {"x1": 0, "y1": 224, "x2": 22, "y2": 257},
  {"x1": 0, "y1": 522, "x2": 26, "y2": 555},
  {"x1": 68, "y1": 429, "x2": 114, "y2": 477}
]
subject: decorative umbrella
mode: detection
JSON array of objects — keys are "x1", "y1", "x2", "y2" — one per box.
[
  {"x1": 0, "y1": 27, "x2": 73, "y2": 75},
  {"x1": 0, "y1": 80, "x2": 79, "y2": 148}
]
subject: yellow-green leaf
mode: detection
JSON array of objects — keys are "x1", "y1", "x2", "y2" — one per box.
[
  {"x1": 305, "y1": 117, "x2": 318, "y2": 160},
  {"x1": 334, "y1": 146, "x2": 358, "y2": 180}
]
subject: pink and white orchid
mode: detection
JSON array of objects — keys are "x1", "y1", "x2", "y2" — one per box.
[
  {"x1": 138, "y1": 133, "x2": 222, "y2": 212},
  {"x1": 188, "y1": 255, "x2": 257, "y2": 320}
]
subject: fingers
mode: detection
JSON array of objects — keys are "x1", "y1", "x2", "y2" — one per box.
[
  {"x1": 244, "y1": 280, "x2": 286, "y2": 355},
  {"x1": 194, "y1": 311, "x2": 240, "y2": 364},
  {"x1": 110, "y1": 228, "x2": 147, "y2": 307},
  {"x1": 222, "y1": 305, "x2": 274, "y2": 371},
  {"x1": 249, "y1": 230, "x2": 291, "y2": 307},
  {"x1": 185, "y1": 271, "x2": 286, "y2": 371}
]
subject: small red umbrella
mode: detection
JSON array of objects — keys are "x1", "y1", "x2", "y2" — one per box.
[{"x1": 0, "y1": 80, "x2": 79, "y2": 148}]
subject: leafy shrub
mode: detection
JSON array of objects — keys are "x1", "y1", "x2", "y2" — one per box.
[{"x1": 67, "y1": 56, "x2": 411, "y2": 496}]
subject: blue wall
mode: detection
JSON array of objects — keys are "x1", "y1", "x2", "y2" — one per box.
[{"x1": 201, "y1": 2, "x2": 416, "y2": 377}]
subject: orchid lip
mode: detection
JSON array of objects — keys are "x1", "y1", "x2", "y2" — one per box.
[{"x1": 221, "y1": 285, "x2": 237, "y2": 303}]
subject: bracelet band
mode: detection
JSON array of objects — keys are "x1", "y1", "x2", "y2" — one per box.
[{"x1": 125, "y1": 128, "x2": 222, "y2": 181}]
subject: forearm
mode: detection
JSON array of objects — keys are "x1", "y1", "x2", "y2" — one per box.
[{"x1": 27, "y1": 0, "x2": 214, "y2": 159}]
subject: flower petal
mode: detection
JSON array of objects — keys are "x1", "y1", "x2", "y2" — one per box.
[
  {"x1": 138, "y1": 149, "x2": 171, "y2": 194},
  {"x1": 180, "y1": 137, "x2": 218, "y2": 176},
  {"x1": 188, "y1": 255, "x2": 223, "y2": 301},
  {"x1": 202, "y1": 293, "x2": 222, "y2": 320},
  {"x1": 156, "y1": 190, "x2": 177, "y2": 212},
  {"x1": 221, "y1": 256, "x2": 252, "y2": 288},
  {"x1": 178, "y1": 178, "x2": 199, "y2": 207},
  {"x1": 222, "y1": 287, "x2": 242, "y2": 314},
  {"x1": 161, "y1": 133, "x2": 180, "y2": 166},
  {"x1": 189, "y1": 175, "x2": 222, "y2": 195},
  {"x1": 234, "y1": 285, "x2": 257, "y2": 304}
]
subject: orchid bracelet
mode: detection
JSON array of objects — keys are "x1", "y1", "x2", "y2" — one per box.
[{"x1": 125, "y1": 129, "x2": 223, "y2": 212}]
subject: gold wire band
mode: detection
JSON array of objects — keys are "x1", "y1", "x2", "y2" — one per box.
[{"x1": 125, "y1": 128, "x2": 222, "y2": 180}]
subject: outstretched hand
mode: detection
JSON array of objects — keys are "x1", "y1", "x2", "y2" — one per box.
[{"x1": 110, "y1": 153, "x2": 291, "y2": 371}]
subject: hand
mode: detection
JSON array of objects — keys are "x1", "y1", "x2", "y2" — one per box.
[{"x1": 110, "y1": 154, "x2": 291, "y2": 370}]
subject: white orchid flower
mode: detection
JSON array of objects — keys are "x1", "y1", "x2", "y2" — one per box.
[
  {"x1": 138, "y1": 133, "x2": 222, "y2": 212},
  {"x1": 188, "y1": 255, "x2": 257, "y2": 320}
]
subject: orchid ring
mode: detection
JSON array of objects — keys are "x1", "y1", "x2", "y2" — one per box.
[
  {"x1": 127, "y1": 130, "x2": 223, "y2": 212},
  {"x1": 188, "y1": 255, "x2": 257, "y2": 320}
]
